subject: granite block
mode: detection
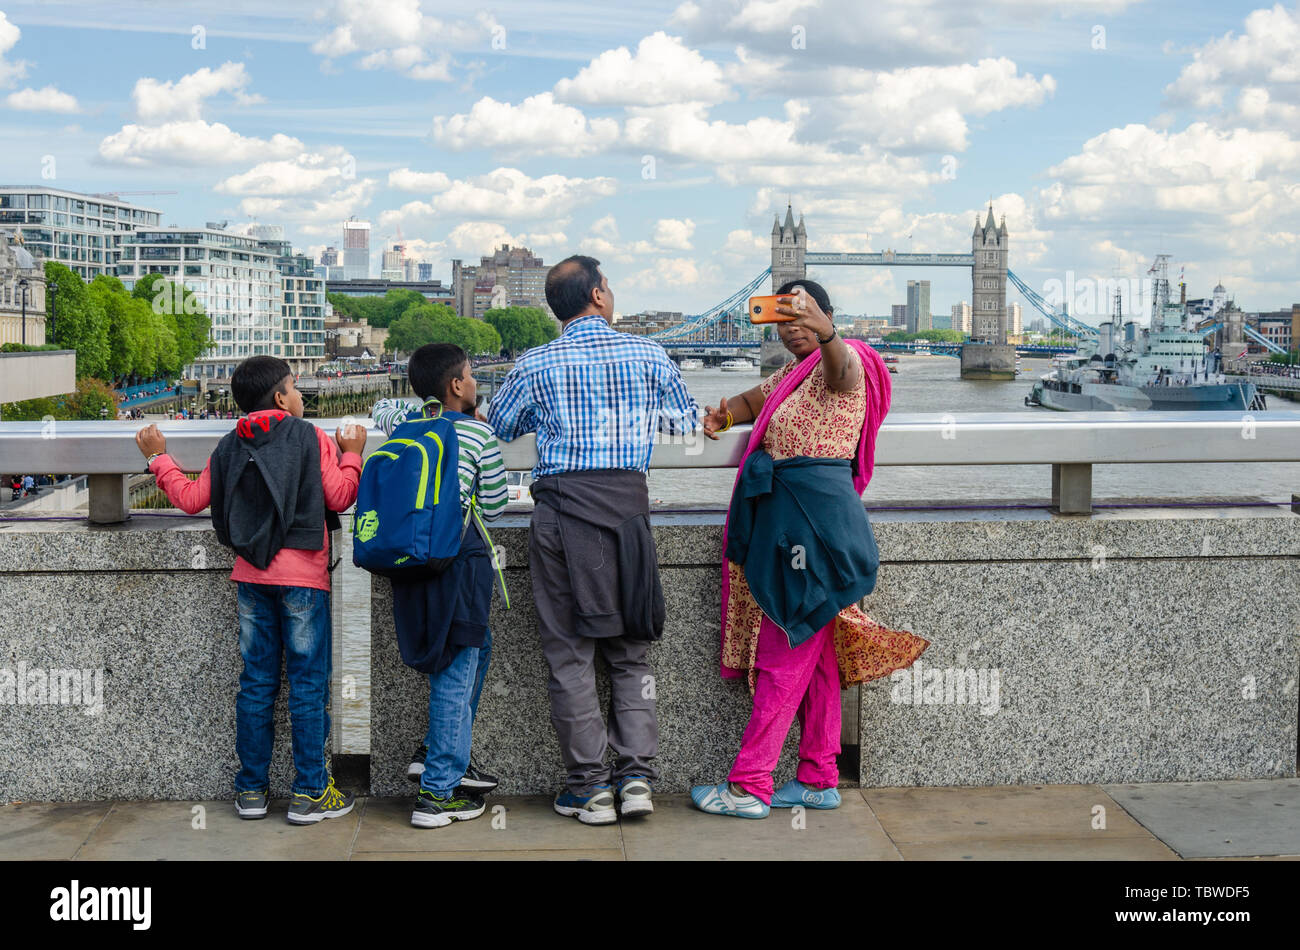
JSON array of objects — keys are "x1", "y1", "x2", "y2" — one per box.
[
  {"x1": 859, "y1": 559, "x2": 1299, "y2": 787},
  {"x1": 369, "y1": 564, "x2": 804, "y2": 796}
]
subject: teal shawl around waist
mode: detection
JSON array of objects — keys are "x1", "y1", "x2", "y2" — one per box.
[{"x1": 724, "y1": 452, "x2": 880, "y2": 648}]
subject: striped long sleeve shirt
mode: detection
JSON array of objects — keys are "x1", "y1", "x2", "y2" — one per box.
[
  {"x1": 370, "y1": 396, "x2": 508, "y2": 522},
  {"x1": 486, "y1": 314, "x2": 700, "y2": 477}
]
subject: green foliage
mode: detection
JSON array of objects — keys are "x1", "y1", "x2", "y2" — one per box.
[
  {"x1": 386, "y1": 303, "x2": 503, "y2": 357},
  {"x1": 45, "y1": 262, "x2": 109, "y2": 379},
  {"x1": 328, "y1": 289, "x2": 428, "y2": 329},
  {"x1": 39, "y1": 265, "x2": 211, "y2": 385},
  {"x1": 484, "y1": 306, "x2": 557, "y2": 356},
  {"x1": 883, "y1": 329, "x2": 968, "y2": 343},
  {"x1": 0, "y1": 376, "x2": 119, "y2": 421},
  {"x1": 0, "y1": 342, "x2": 61, "y2": 352}
]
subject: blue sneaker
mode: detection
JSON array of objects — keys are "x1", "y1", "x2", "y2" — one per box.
[
  {"x1": 553, "y1": 785, "x2": 617, "y2": 825},
  {"x1": 770, "y1": 780, "x2": 842, "y2": 809},
  {"x1": 616, "y1": 776, "x2": 654, "y2": 817},
  {"x1": 690, "y1": 780, "x2": 770, "y2": 819}
]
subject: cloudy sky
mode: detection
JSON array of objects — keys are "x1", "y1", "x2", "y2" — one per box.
[{"x1": 1, "y1": 0, "x2": 1296, "y2": 323}]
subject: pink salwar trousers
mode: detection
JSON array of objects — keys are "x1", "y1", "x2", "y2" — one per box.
[{"x1": 727, "y1": 614, "x2": 840, "y2": 804}]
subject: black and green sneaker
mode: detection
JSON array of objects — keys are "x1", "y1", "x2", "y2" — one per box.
[
  {"x1": 235, "y1": 788, "x2": 268, "y2": 820},
  {"x1": 286, "y1": 778, "x2": 355, "y2": 825},
  {"x1": 411, "y1": 788, "x2": 486, "y2": 829}
]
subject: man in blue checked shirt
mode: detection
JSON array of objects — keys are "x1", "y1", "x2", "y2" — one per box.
[{"x1": 488, "y1": 255, "x2": 700, "y2": 826}]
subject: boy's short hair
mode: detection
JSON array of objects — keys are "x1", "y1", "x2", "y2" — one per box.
[
  {"x1": 409, "y1": 343, "x2": 468, "y2": 402},
  {"x1": 231, "y1": 355, "x2": 294, "y2": 413}
]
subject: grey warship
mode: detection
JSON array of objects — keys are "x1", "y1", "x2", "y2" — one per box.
[{"x1": 1026, "y1": 255, "x2": 1260, "y2": 412}]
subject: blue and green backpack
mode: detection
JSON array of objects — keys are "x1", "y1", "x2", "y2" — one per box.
[{"x1": 352, "y1": 413, "x2": 470, "y2": 579}]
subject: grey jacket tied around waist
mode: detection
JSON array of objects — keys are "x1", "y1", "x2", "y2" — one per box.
[
  {"x1": 210, "y1": 411, "x2": 325, "y2": 570},
  {"x1": 529, "y1": 469, "x2": 665, "y2": 640}
]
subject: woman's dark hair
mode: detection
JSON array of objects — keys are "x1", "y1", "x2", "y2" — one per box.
[
  {"x1": 231, "y1": 355, "x2": 293, "y2": 413},
  {"x1": 409, "y1": 343, "x2": 468, "y2": 402},
  {"x1": 545, "y1": 255, "x2": 604, "y2": 321},
  {"x1": 775, "y1": 278, "x2": 834, "y2": 315}
]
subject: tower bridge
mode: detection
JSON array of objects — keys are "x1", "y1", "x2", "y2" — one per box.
[{"x1": 651, "y1": 203, "x2": 1092, "y2": 377}]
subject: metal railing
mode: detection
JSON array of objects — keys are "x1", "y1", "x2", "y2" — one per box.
[{"x1": 1, "y1": 410, "x2": 1299, "y2": 521}]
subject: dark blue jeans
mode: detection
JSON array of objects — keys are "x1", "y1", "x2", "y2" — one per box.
[
  {"x1": 421, "y1": 628, "x2": 493, "y2": 796},
  {"x1": 235, "y1": 582, "x2": 332, "y2": 796}
]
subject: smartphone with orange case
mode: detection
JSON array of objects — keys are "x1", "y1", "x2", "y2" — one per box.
[{"x1": 748, "y1": 294, "x2": 796, "y2": 324}]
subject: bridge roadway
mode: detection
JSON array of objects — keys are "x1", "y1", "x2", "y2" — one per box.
[{"x1": 1, "y1": 411, "x2": 1298, "y2": 802}]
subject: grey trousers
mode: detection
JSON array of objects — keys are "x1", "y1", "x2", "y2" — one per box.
[{"x1": 529, "y1": 501, "x2": 658, "y2": 795}]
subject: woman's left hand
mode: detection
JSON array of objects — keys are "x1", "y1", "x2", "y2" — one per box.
[{"x1": 774, "y1": 288, "x2": 833, "y2": 340}]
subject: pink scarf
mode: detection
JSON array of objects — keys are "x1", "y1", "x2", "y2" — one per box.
[{"x1": 718, "y1": 338, "x2": 892, "y2": 679}]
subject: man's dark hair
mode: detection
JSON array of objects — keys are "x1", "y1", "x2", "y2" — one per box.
[
  {"x1": 409, "y1": 343, "x2": 468, "y2": 402},
  {"x1": 775, "y1": 278, "x2": 834, "y2": 315},
  {"x1": 545, "y1": 255, "x2": 604, "y2": 322},
  {"x1": 231, "y1": 355, "x2": 293, "y2": 413}
]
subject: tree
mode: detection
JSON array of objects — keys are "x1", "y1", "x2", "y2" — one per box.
[
  {"x1": 132, "y1": 274, "x2": 211, "y2": 370},
  {"x1": 485, "y1": 306, "x2": 556, "y2": 356},
  {"x1": 45, "y1": 262, "x2": 109, "y2": 379}
]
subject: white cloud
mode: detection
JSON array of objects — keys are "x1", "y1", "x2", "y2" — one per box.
[
  {"x1": 97, "y1": 121, "x2": 304, "y2": 167},
  {"x1": 554, "y1": 32, "x2": 732, "y2": 106},
  {"x1": 622, "y1": 255, "x2": 719, "y2": 293},
  {"x1": 0, "y1": 12, "x2": 29, "y2": 87},
  {"x1": 377, "y1": 168, "x2": 616, "y2": 238},
  {"x1": 672, "y1": 0, "x2": 1143, "y2": 67},
  {"x1": 238, "y1": 178, "x2": 379, "y2": 237},
  {"x1": 432, "y1": 93, "x2": 619, "y2": 156},
  {"x1": 215, "y1": 147, "x2": 357, "y2": 196},
  {"x1": 1165, "y1": 5, "x2": 1300, "y2": 108},
  {"x1": 5, "y1": 85, "x2": 78, "y2": 113},
  {"x1": 132, "y1": 62, "x2": 262, "y2": 123},
  {"x1": 808, "y1": 58, "x2": 1055, "y2": 153},
  {"x1": 311, "y1": 0, "x2": 494, "y2": 80},
  {"x1": 653, "y1": 217, "x2": 696, "y2": 249},
  {"x1": 387, "y1": 168, "x2": 453, "y2": 193}
]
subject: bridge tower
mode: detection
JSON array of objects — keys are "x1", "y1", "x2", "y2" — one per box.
[
  {"x1": 971, "y1": 204, "x2": 1008, "y2": 344},
  {"x1": 771, "y1": 202, "x2": 806, "y2": 291}
]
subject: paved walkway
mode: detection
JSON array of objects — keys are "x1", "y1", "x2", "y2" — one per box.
[{"x1": 4, "y1": 778, "x2": 1298, "y2": 860}]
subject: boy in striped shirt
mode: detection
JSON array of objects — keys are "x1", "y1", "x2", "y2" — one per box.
[{"x1": 371, "y1": 343, "x2": 509, "y2": 828}]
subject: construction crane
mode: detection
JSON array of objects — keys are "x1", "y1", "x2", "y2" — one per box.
[{"x1": 90, "y1": 191, "x2": 178, "y2": 200}]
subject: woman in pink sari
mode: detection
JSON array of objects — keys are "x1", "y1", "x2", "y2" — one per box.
[{"x1": 691, "y1": 280, "x2": 929, "y2": 818}]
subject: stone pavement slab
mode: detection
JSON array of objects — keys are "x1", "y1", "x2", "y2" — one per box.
[
  {"x1": 351, "y1": 848, "x2": 625, "y2": 861},
  {"x1": 619, "y1": 789, "x2": 900, "y2": 860},
  {"x1": 864, "y1": 785, "x2": 1179, "y2": 860},
  {"x1": 0, "y1": 802, "x2": 111, "y2": 860},
  {"x1": 74, "y1": 799, "x2": 362, "y2": 860},
  {"x1": 351, "y1": 797, "x2": 623, "y2": 856},
  {"x1": 1102, "y1": 779, "x2": 1300, "y2": 858}
]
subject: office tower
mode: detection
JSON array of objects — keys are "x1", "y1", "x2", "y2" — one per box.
[
  {"x1": 906, "y1": 279, "x2": 932, "y2": 333},
  {"x1": 342, "y1": 219, "x2": 370, "y2": 280}
]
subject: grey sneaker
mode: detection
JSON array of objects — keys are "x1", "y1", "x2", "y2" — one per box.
[
  {"x1": 286, "y1": 778, "x2": 355, "y2": 825},
  {"x1": 235, "y1": 788, "x2": 268, "y2": 820},
  {"x1": 553, "y1": 785, "x2": 617, "y2": 825},
  {"x1": 617, "y1": 776, "x2": 654, "y2": 817}
]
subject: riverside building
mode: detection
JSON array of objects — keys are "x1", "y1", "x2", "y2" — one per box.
[{"x1": 0, "y1": 186, "x2": 162, "y2": 280}]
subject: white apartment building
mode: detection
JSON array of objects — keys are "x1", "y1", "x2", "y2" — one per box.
[
  {"x1": 117, "y1": 227, "x2": 280, "y2": 379},
  {"x1": 0, "y1": 186, "x2": 162, "y2": 279}
]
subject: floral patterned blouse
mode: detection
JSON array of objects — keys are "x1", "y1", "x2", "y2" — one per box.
[{"x1": 722, "y1": 347, "x2": 929, "y2": 690}]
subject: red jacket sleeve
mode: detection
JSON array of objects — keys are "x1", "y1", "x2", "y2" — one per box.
[
  {"x1": 149, "y1": 455, "x2": 213, "y2": 515},
  {"x1": 317, "y1": 426, "x2": 362, "y2": 512}
]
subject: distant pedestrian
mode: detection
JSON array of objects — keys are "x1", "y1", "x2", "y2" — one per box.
[{"x1": 22, "y1": 475, "x2": 34, "y2": 496}]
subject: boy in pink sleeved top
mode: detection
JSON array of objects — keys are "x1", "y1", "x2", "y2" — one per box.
[{"x1": 135, "y1": 356, "x2": 367, "y2": 825}]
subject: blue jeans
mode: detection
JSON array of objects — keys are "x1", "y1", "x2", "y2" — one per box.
[
  {"x1": 421, "y1": 628, "x2": 492, "y2": 796},
  {"x1": 235, "y1": 582, "x2": 332, "y2": 796}
]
